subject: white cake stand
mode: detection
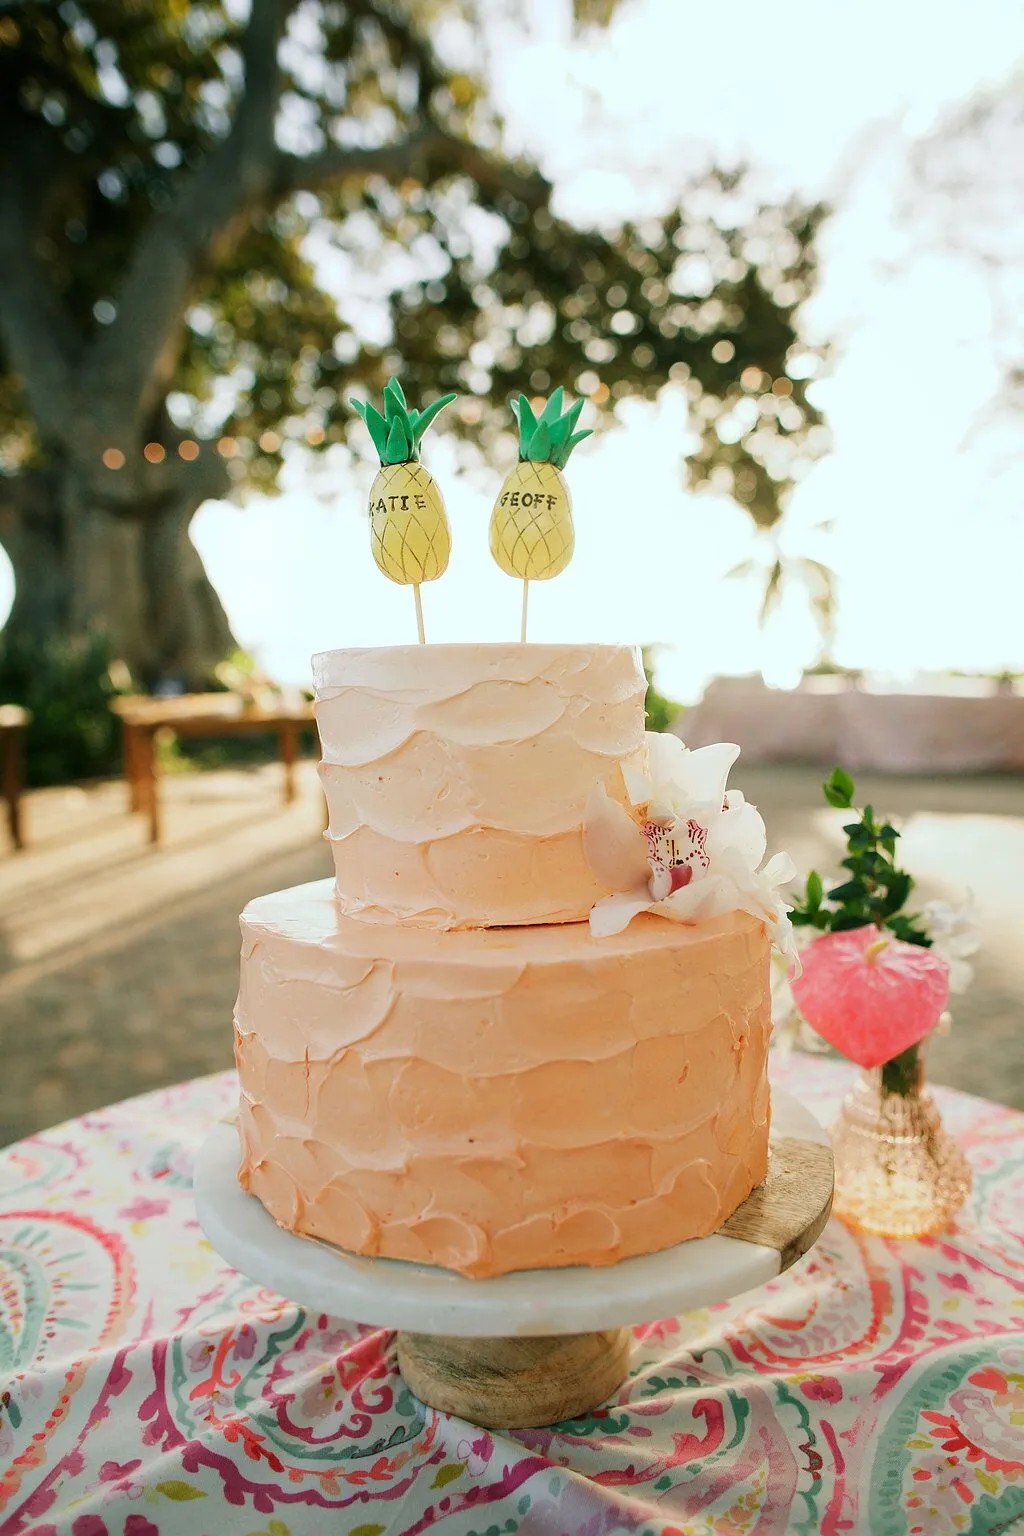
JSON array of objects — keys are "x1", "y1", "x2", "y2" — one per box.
[{"x1": 196, "y1": 1090, "x2": 833, "y2": 1428}]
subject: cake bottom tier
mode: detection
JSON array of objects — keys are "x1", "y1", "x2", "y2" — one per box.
[{"x1": 235, "y1": 879, "x2": 772, "y2": 1279}]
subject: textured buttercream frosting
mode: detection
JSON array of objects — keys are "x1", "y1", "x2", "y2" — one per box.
[
  {"x1": 235, "y1": 879, "x2": 772, "y2": 1279},
  {"x1": 314, "y1": 643, "x2": 646, "y2": 929}
]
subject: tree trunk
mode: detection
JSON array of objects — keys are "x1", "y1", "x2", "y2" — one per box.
[{"x1": 1, "y1": 457, "x2": 236, "y2": 691}]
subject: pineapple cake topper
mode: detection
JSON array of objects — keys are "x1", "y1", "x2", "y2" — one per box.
[
  {"x1": 351, "y1": 377, "x2": 457, "y2": 643},
  {"x1": 489, "y1": 388, "x2": 592, "y2": 641}
]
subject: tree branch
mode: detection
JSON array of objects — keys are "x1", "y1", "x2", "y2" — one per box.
[
  {"x1": 274, "y1": 127, "x2": 551, "y2": 212},
  {"x1": 0, "y1": 165, "x2": 77, "y2": 446},
  {"x1": 83, "y1": 0, "x2": 295, "y2": 434},
  {"x1": 92, "y1": 439, "x2": 231, "y2": 518}
]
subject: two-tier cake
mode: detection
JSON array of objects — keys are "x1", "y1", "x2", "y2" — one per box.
[{"x1": 234, "y1": 642, "x2": 788, "y2": 1278}]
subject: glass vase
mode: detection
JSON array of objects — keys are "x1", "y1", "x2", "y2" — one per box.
[{"x1": 830, "y1": 1046, "x2": 972, "y2": 1238}]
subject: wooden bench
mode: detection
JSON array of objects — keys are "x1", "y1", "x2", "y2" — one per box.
[
  {"x1": 110, "y1": 695, "x2": 316, "y2": 846},
  {"x1": 0, "y1": 704, "x2": 30, "y2": 850}
]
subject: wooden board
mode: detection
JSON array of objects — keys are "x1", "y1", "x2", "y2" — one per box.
[{"x1": 720, "y1": 1135, "x2": 835, "y2": 1270}]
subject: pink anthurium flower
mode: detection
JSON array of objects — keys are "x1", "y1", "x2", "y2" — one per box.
[
  {"x1": 584, "y1": 733, "x2": 798, "y2": 965},
  {"x1": 791, "y1": 925, "x2": 950, "y2": 1068}
]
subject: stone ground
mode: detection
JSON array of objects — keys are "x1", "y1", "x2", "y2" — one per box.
[{"x1": 0, "y1": 759, "x2": 1021, "y2": 1147}]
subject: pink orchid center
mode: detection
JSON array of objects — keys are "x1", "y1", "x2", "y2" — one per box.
[
  {"x1": 667, "y1": 864, "x2": 693, "y2": 893},
  {"x1": 644, "y1": 819, "x2": 706, "y2": 901}
]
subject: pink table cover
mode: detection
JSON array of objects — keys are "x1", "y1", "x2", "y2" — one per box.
[{"x1": 1, "y1": 1057, "x2": 1022, "y2": 1536}]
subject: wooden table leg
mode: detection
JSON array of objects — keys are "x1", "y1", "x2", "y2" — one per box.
[
  {"x1": 138, "y1": 726, "x2": 162, "y2": 846},
  {"x1": 279, "y1": 720, "x2": 297, "y2": 805},
  {"x1": 123, "y1": 721, "x2": 142, "y2": 813},
  {"x1": 2, "y1": 724, "x2": 25, "y2": 850}
]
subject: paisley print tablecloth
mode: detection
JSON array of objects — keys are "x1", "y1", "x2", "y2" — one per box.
[{"x1": 1, "y1": 1057, "x2": 1022, "y2": 1536}]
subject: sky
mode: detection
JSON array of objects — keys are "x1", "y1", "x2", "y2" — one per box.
[{"x1": 4, "y1": 0, "x2": 1022, "y2": 701}]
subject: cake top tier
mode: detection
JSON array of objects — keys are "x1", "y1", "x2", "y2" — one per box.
[
  {"x1": 314, "y1": 642, "x2": 647, "y2": 931},
  {"x1": 313, "y1": 642, "x2": 641, "y2": 697}
]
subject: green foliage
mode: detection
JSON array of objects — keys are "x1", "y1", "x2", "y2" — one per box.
[
  {"x1": 0, "y1": 3, "x2": 829, "y2": 527},
  {"x1": 822, "y1": 766, "x2": 855, "y2": 807},
  {"x1": 391, "y1": 177, "x2": 829, "y2": 528},
  {"x1": 789, "y1": 769, "x2": 931, "y2": 946},
  {"x1": 642, "y1": 648, "x2": 683, "y2": 733},
  {"x1": 0, "y1": 630, "x2": 131, "y2": 787},
  {"x1": 790, "y1": 768, "x2": 938, "y2": 1091}
]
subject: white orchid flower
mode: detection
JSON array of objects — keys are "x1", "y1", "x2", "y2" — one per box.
[
  {"x1": 584, "y1": 732, "x2": 799, "y2": 967},
  {"x1": 919, "y1": 894, "x2": 979, "y2": 994}
]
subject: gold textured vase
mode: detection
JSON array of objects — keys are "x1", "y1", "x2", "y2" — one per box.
[{"x1": 830, "y1": 1050, "x2": 972, "y2": 1238}]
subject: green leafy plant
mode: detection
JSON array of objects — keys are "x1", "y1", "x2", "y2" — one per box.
[
  {"x1": 0, "y1": 630, "x2": 132, "y2": 787},
  {"x1": 790, "y1": 769, "x2": 931, "y2": 945},
  {"x1": 789, "y1": 768, "x2": 935, "y2": 1093}
]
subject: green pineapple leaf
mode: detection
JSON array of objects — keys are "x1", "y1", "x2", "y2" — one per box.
[
  {"x1": 511, "y1": 394, "x2": 536, "y2": 459},
  {"x1": 350, "y1": 399, "x2": 389, "y2": 459},
  {"x1": 546, "y1": 416, "x2": 573, "y2": 450},
  {"x1": 410, "y1": 392, "x2": 457, "y2": 442},
  {"x1": 512, "y1": 393, "x2": 538, "y2": 433},
  {"x1": 538, "y1": 386, "x2": 565, "y2": 426},
  {"x1": 384, "y1": 416, "x2": 412, "y2": 464},
  {"x1": 553, "y1": 428, "x2": 592, "y2": 468},
  {"x1": 355, "y1": 381, "x2": 455, "y2": 464},
  {"x1": 528, "y1": 421, "x2": 553, "y2": 461},
  {"x1": 560, "y1": 398, "x2": 585, "y2": 435},
  {"x1": 512, "y1": 390, "x2": 591, "y2": 467}
]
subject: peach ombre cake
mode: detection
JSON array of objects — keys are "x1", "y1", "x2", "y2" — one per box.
[{"x1": 233, "y1": 383, "x2": 797, "y2": 1278}]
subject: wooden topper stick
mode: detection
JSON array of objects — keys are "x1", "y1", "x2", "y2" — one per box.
[
  {"x1": 413, "y1": 584, "x2": 426, "y2": 645},
  {"x1": 520, "y1": 579, "x2": 529, "y2": 644}
]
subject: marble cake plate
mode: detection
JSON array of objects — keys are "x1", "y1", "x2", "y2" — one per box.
[{"x1": 196, "y1": 1089, "x2": 833, "y2": 1428}]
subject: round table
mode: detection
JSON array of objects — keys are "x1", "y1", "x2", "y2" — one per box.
[{"x1": 1, "y1": 1057, "x2": 1022, "y2": 1536}]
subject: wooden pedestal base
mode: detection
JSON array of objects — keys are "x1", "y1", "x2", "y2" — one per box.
[{"x1": 396, "y1": 1327, "x2": 632, "y2": 1428}]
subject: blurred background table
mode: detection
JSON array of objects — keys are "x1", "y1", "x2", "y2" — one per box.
[
  {"x1": 1, "y1": 1055, "x2": 1022, "y2": 1535},
  {"x1": 680, "y1": 677, "x2": 1024, "y2": 773},
  {"x1": 111, "y1": 694, "x2": 315, "y2": 846},
  {"x1": 0, "y1": 704, "x2": 29, "y2": 850}
]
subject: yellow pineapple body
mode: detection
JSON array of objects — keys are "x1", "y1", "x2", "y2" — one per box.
[
  {"x1": 489, "y1": 461, "x2": 574, "y2": 580},
  {"x1": 369, "y1": 462, "x2": 451, "y2": 584}
]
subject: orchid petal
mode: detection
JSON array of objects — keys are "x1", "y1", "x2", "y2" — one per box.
[
  {"x1": 645, "y1": 730, "x2": 689, "y2": 784},
  {"x1": 761, "y1": 850, "x2": 797, "y2": 887},
  {"x1": 705, "y1": 797, "x2": 767, "y2": 871},
  {"x1": 583, "y1": 785, "x2": 650, "y2": 892},
  {"x1": 677, "y1": 742, "x2": 740, "y2": 805},
  {"x1": 589, "y1": 888, "x2": 656, "y2": 938},
  {"x1": 659, "y1": 872, "x2": 738, "y2": 924},
  {"x1": 621, "y1": 757, "x2": 654, "y2": 807}
]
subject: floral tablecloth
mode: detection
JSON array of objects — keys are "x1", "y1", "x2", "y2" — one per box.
[{"x1": 1, "y1": 1057, "x2": 1023, "y2": 1536}]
